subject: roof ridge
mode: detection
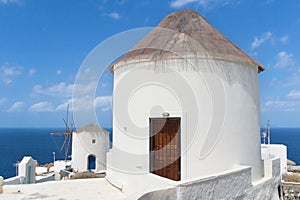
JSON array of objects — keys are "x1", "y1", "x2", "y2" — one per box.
[
  {"x1": 109, "y1": 10, "x2": 264, "y2": 73},
  {"x1": 75, "y1": 123, "x2": 109, "y2": 134}
]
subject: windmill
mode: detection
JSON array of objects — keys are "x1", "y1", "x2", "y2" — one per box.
[{"x1": 50, "y1": 104, "x2": 75, "y2": 161}]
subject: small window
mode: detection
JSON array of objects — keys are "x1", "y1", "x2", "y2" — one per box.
[{"x1": 92, "y1": 139, "x2": 96, "y2": 144}]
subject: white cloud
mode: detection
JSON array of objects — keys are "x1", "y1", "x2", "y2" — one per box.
[
  {"x1": 0, "y1": 0, "x2": 20, "y2": 4},
  {"x1": 269, "y1": 71, "x2": 300, "y2": 88},
  {"x1": 55, "y1": 101, "x2": 71, "y2": 112},
  {"x1": 264, "y1": 98, "x2": 289, "y2": 107},
  {"x1": 287, "y1": 90, "x2": 300, "y2": 99},
  {"x1": 56, "y1": 98, "x2": 80, "y2": 112},
  {"x1": 251, "y1": 32, "x2": 289, "y2": 51},
  {"x1": 279, "y1": 35, "x2": 289, "y2": 44},
  {"x1": 28, "y1": 101, "x2": 54, "y2": 112},
  {"x1": 73, "y1": 81, "x2": 98, "y2": 96},
  {"x1": 0, "y1": 65, "x2": 22, "y2": 84},
  {"x1": 2, "y1": 79, "x2": 12, "y2": 85},
  {"x1": 1, "y1": 66, "x2": 21, "y2": 76},
  {"x1": 56, "y1": 95, "x2": 112, "y2": 113},
  {"x1": 71, "y1": 96, "x2": 94, "y2": 112},
  {"x1": 28, "y1": 68, "x2": 36, "y2": 77},
  {"x1": 56, "y1": 69, "x2": 62, "y2": 75},
  {"x1": 250, "y1": 32, "x2": 272, "y2": 50},
  {"x1": 286, "y1": 72, "x2": 300, "y2": 87},
  {"x1": 0, "y1": 98, "x2": 7, "y2": 105},
  {"x1": 85, "y1": 68, "x2": 90, "y2": 74},
  {"x1": 274, "y1": 51, "x2": 294, "y2": 69},
  {"x1": 262, "y1": 90, "x2": 300, "y2": 112},
  {"x1": 170, "y1": 0, "x2": 235, "y2": 8},
  {"x1": 33, "y1": 82, "x2": 73, "y2": 98},
  {"x1": 170, "y1": 0, "x2": 197, "y2": 8},
  {"x1": 262, "y1": 98, "x2": 297, "y2": 112},
  {"x1": 107, "y1": 12, "x2": 120, "y2": 20},
  {"x1": 33, "y1": 81, "x2": 98, "y2": 98},
  {"x1": 101, "y1": 106, "x2": 110, "y2": 112},
  {"x1": 100, "y1": 82, "x2": 109, "y2": 88},
  {"x1": 94, "y1": 96, "x2": 112, "y2": 112},
  {"x1": 7, "y1": 101, "x2": 25, "y2": 112}
]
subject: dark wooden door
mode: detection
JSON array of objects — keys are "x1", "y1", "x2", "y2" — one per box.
[{"x1": 150, "y1": 118, "x2": 181, "y2": 181}]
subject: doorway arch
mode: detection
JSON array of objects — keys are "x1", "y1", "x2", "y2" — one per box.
[{"x1": 88, "y1": 154, "x2": 96, "y2": 171}]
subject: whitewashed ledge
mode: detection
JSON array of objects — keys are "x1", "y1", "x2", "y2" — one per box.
[
  {"x1": 0, "y1": 158, "x2": 281, "y2": 200},
  {"x1": 138, "y1": 158, "x2": 281, "y2": 200},
  {"x1": 0, "y1": 178, "x2": 126, "y2": 200}
]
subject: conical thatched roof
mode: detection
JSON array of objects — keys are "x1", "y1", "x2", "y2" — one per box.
[
  {"x1": 75, "y1": 123, "x2": 109, "y2": 134},
  {"x1": 109, "y1": 10, "x2": 264, "y2": 72}
]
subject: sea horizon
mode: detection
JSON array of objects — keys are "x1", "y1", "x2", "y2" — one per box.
[
  {"x1": 1, "y1": 126, "x2": 299, "y2": 132},
  {"x1": 0, "y1": 127, "x2": 299, "y2": 179},
  {"x1": 0, "y1": 126, "x2": 113, "y2": 129},
  {"x1": 0, "y1": 127, "x2": 112, "y2": 179}
]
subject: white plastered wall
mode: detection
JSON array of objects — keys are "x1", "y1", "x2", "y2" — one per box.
[
  {"x1": 18, "y1": 157, "x2": 36, "y2": 184},
  {"x1": 72, "y1": 131, "x2": 109, "y2": 172},
  {"x1": 261, "y1": 144, "x2": 287, "y2": 174},
  {"x1": 107, "y1": 58, "x2": 263, "y2": 196}
]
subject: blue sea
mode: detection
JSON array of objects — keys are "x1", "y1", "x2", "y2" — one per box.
[
  {"x1": 0, "y1": 127, "x2": 112, "y2": 179},
  {"x1": 0, "y1": 127, "x2": 299, "y2": 179},
  {"x1": 265, "y1": 128, "x2": 300, "y2": 165}
]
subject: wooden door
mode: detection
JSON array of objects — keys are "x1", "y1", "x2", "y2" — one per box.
[{"x1": 150, "y1": 118, "x2": 181, "y2": 181}]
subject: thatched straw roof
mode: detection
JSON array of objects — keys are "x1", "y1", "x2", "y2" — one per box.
[
  {"x1": 75, "y1": 123, "x2": 109, "y2": 134},
  {"x1": 109, "y1": 10, "x2": 264, "y2": 73}
]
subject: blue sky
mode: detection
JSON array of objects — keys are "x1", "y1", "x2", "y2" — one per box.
[{"x1": 0, "y1": 0, "x2": 300, "y2": 128}]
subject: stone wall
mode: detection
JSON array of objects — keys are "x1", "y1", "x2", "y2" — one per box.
[{"x1": 282, "y1": 182, "x2": 300, "y2": 199}]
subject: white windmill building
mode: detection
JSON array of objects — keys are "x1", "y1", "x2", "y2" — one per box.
[
  {"x1": 105, "y1": 10, "x2": 281, "y2": 199},
  {"x1": 72, "y1": 123, "x2": 109, "y2": 172}
]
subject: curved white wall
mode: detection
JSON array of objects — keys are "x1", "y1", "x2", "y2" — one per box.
[
  {"x1": 107, "y1": 58, "x2": 262, "y2": 195},
  {"x1": 72, "y1": 130, "x2": 109, "y2": 172}
]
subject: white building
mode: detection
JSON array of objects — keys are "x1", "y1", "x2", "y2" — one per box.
[
  {"x1": 261, "y1": 144, "x2": 287, "y2": 174},
  {"x1": 106, "y1": 10, "x2": 281, "y2": 199},
  {"x1": 72, "y1": 123, "x2": 109, "y2": 172},
  {"x1": 53, "y1": 160, "x2": 71, "y2": 180},
  {"x1": 18, "y1": 156, "x2": 36, "y2": 184}
]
